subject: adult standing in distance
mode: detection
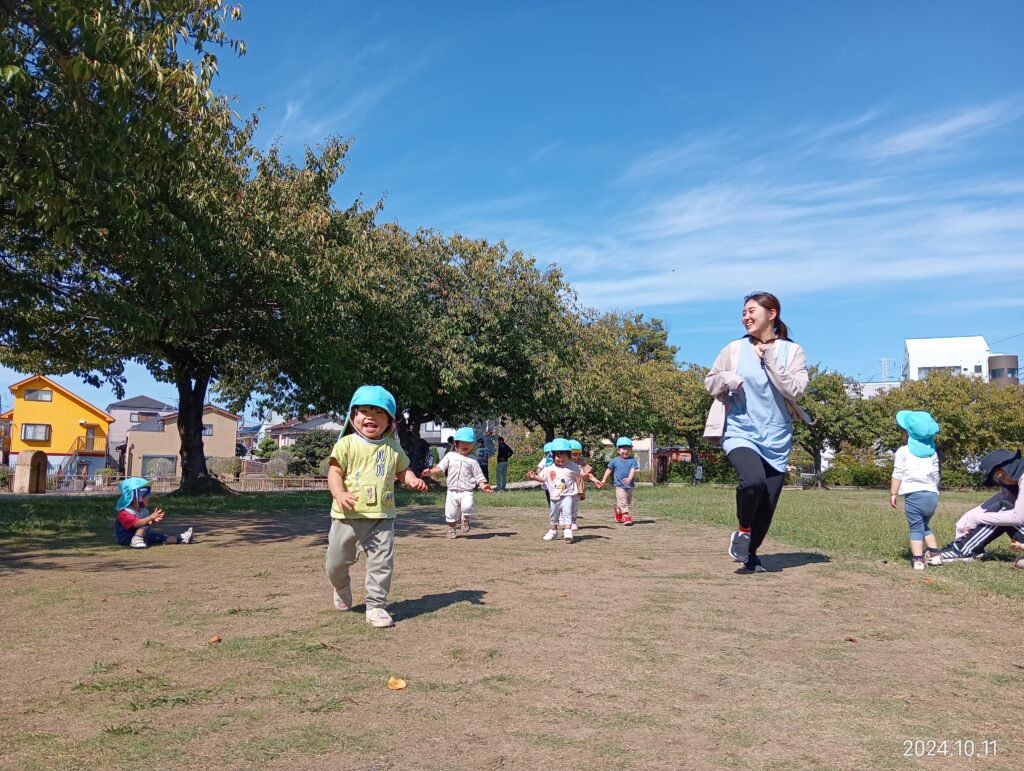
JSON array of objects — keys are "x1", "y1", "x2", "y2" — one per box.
[
  {"x1": 495, "y1": 436, "x2": 514, "y2": 491},
  {"x1": 704, "y1": 292, "x2": 812, "y2": 572}
]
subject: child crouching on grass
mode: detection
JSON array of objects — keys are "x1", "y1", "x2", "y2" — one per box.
[
  {"x1": 325, "y1": 385, "x2": 428, "y2": 629},
  {"x1": 889, "y1": 410, "x2": 942, "y2": 570},
  {"x1": 114, "y1": 477, "x2": 193, "y2": 548},
  {"x1": 600, "y1": 436, "x2": 639, "y2": 526},
  {"x1": 422, "y1": 426, "x2": 493, "y2": 538},
  {"x1": 528, "y1": 438, "x2": 581, "y2": 542}
]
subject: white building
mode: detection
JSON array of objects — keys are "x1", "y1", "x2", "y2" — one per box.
[{"x1": 903, "y1": 336, "x2": 991, "y2": 382}]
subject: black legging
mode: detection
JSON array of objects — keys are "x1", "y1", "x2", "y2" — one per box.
[{"x1": 727, "y1": 447, "x2": 786, "y2": 555}]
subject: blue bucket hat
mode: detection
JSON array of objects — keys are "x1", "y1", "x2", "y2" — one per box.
[
  {"x1": 616, "y1": 436, "x2": 633, "y2": 448},
  {"x1": 341, "y1": 385, "x2": 397, "y2": 437},
  {"x1": 549, "y1": 438, "x2": 572, "y2": 453},
  {"x1": 896, "y1": 410, "x2": 939, "y2": 458},
  {"x1": 542, "y1": 442, "x2": 553, "y2": 454},
  {"x1": 116, "y1": 477, "x2": 152, "y2": 510},
  {"x1": 568, "y1": 439, "x2": 582, "y2": 452},
  {"x1": 453, "y1": 427, "x2": 476, "y2": 443}
]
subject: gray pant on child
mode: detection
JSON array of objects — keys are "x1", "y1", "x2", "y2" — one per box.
[{"x1": 325, "y1": 518, "x2": 395, "y2": 610}]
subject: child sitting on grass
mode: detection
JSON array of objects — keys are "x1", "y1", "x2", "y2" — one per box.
[
  {"x1": 422, "y1": 426, "x2": 493, "y2": 538},
  {"x1": 888, "y1": 411, "x2": 941, "y2": 570},
  {"x1": 114, "y1": 477, "x2": 193, "y2": 548},
  {"x1": 325, "y1": 385, "x2": 428, "y2": 629},
  {"x1": 528, "y1": 438, "x2": 581, "y2": 542},
  {"x1": 600, "y1": 437, "x2": 640, "y2": 526}
]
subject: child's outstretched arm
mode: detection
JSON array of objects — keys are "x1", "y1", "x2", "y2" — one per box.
[
  {"x1": 328, "y1": 460, "x2": 359, "y2": 511},
  {"x1": 421, "y1": 464, "x2": 441, "y2": 479},
  {"x1": 398, "y1": 467, "x2": 428, "y2": 492}
]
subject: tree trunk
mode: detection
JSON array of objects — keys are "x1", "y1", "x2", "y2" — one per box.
[
  {"x1": 172, "y1": 370, "x2": 233, "y2": 495},
  {"x1": 397, "y1": 406, "x2": 429, "y2": 475},
  {"x1": 813, "y1": 446, "x2": 828, "y2": 489},
  {"x1": 541, "y1": 423, "x2": 556, "y2": 442}
]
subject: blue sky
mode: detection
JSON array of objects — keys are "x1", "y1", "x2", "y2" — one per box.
[{"x1": 4, "y1": 0, "x2": 1023, "y2": 416}]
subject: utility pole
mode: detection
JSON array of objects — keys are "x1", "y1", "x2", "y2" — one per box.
[{"x1": 880, "y1": 358, "x2": 896, "y2": 382}]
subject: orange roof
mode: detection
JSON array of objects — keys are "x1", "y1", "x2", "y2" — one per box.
[{"x1": 8, "y1": 374, "x2": 114, "y2": 423}]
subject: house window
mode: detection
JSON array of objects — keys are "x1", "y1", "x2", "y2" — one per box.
[
  {"x1": 141, "y1": 455, "x2": 177, "y2": 478},
  {"x1": 21, "y1": 424, "x2": 52, "y2": 441},
  {"x1": 202, "y1": 424, "x2": 214, "y2": 436},
  {"x1": 130, "y1": 411, "x2": 160, "y2": 423},
  {"x1": 974, "y1": 365, "x2": 983, "y2": 374},
  {"x1": 24, "y1": 389, "x2": 53, "y2": 402}
]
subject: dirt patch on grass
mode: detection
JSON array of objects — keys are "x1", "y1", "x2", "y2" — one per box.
[{"x1": 1, "y1": 497, "x2": 1021, "y2": 770}]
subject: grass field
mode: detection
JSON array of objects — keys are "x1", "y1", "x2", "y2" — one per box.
[{"x1": 1, "y1": 485, "x2": 1021, "y2": 769}]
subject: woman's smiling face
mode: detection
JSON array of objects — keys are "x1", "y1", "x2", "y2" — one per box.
[{"x1": 742, "y1": 299, "x2": 776, "y2": 339}]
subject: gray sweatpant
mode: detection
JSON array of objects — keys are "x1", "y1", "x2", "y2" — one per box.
[{"x1": 325, "y1": 518, "x2": 395, "y2": 611}]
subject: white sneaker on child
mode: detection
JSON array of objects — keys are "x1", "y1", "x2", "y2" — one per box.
[
  {"x1": 333, "y1": 587, "x2": 352, "y2": 611},
  {"x1": 130, "y1": 535, "x2": 147, "y2": 549},
  {"x1": 542, "y1": 529, "x2": 558, "y2": 541},
  {"x1": 926, "y1": 554, "x2": 942, "y2": 566},
  {"x1": 912, "y1": 560, "x2": 925, "y2": 571},
  {"x1": 570, "y1": 522, "x2": 578, "y2": 531},
  {"x1": 177, "y1": 527, "x2": 194, "y2": 544},
  {"x1": 366, "y1": 608, "x2": 394, "y2": 628},
  {"x1": 563, "y1": 528, "x2": 573, "y2": 542}
]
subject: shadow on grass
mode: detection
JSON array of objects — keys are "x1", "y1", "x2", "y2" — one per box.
[
  {"x1": 360, "y1": 589, "x2": 487, "y2": 621},
  {"x1": 764, "y1": 551, "x2": 831, "y2": 572},
  {"x1": 569, "y1": 534, "x2": 610, "y2": 543},
  {"x1": 461, "y1": 532, "x2": 517, "y2": 540}
]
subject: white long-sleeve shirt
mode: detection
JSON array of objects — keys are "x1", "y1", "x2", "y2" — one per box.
[
  {"x1": 892, "y1": 446, "x2": 940, "y2": 495},
  {"x1": 438, "y1": 452, "x2": 486, "y2": 493},
  {"x1": 955, "y1": 487, "x2": 1024, "y2": 537}
]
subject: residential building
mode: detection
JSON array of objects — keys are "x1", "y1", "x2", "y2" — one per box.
[
  {"x1": 106, "y1": 395, "x2": 177, "y2": 471},
  {"x1": 903, "y1": 337, "x2": 991, "y2": 381},
  {"x1": 125, "y1": 405, "x2": 241, "y2": 478},
  {"x1": 268, "y1": 413, "x2": 345, "y2": 448},
  {"x1": 857, "y1": 381, "x2": 900, "y2": 399},
  {"x1": 4, "y1": 375, "x2": 114, "y2": 476},
  {"x1": 988, "y1": 354, "x2": 1019, "y2": 385}
]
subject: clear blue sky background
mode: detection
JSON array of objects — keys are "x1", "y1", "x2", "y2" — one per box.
[{"x1": 4, "y1": 0, "x2": 1023, "y2": 417}]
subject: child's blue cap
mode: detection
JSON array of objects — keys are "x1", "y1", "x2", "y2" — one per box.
[
  {"x1": 116, "y1": 477, "x2": 152, "y2": 510},
  {"x1": 569, "y1": 439, "x2": 582, "y2": 451},
  {"x1": 453, "y1": 427, "x2": 476, "y2": 443},
  {"x1": 543, "y1": 442, "x2": 553, "y2": 454},
  {"x1": 341, "y1": 385, "x2": 397, "y2": 437},
  {"x1": 616, "y1": 436, "x2": 633, "y2": 448},
  {"x1": 896, "y1": 410, "x2": 939, "y2": 458},
  {"x1": 549, "y1": 438, "x2": 572, "y2": 453}
]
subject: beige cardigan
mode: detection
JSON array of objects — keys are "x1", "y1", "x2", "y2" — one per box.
[{"x1": 703, "y1": 338, "x2": 812, "y2": 441}]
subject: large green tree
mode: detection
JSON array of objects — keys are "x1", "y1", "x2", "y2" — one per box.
[
  {"x1": 1, "y1": 2, "x2": 370, "y2": 492},
  {"x1": 792, "y1": 367, "x2": 871, "y2": 486}
]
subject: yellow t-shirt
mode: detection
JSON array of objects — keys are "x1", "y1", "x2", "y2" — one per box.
[{"x1": 329, "y1": 433, "x2": 410, "y2": 519}]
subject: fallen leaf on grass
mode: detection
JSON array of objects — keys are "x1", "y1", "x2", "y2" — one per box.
[
  {"x1": 207, "y1": 635, "x2": 222, "y2": 645},
  {"x1": 843, "y1": 636, "x2": 858, "y2": 643},
  {"x1": 320, "y1": 641, "x2": 345, "y2": 652},
  {"x1": 924, "y1": 578, "x2": 937, "y2": 585},
  {"x1": 387, "y1": 676, "x2": 407, "y2": 691}
]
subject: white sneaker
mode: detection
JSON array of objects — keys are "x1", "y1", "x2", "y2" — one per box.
[
  {"x1": 366, "y1": 608, "x2": 394, "y2": 628},
  {"x1": 563, "y1": 529, "x2": 573, "y2": 541},
  {"x1": 333, "y1": 586, "x2": 352, "y2": 611},
  {"x1": 926, "y1": 553, "x2": 942, "y2": 566},
  {"x1": 130, "y1": 535, "x2": 147, "y2": 549},
  {"x1": 177, "y1": 527, "x2": 194, "y2": 544},
  {"x1": 912, "y1": 560, "x2": 925, "y2": 571},
  {"x1": 542, "y1": 529, "x2": 558, "y2": 541},
  {"x1": 570, "y1": 522, "x2": 578, "y2": 531}
]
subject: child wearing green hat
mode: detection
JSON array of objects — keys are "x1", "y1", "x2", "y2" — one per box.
[
  {"x1": 888, "y1": 410, "x2": 942, "y2": 570},
  {"x1": 325, "y1": 385, "x2": 428, "y2": 628},
  {"x1": 114, "y1": 477, "x2": 193, "y2": 548},
  {"x1": 421, "y1": 426, "x2": 493, "y2": 538}
]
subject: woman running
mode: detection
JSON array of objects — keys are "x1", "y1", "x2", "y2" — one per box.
[{"x1": 704, "y1": 292, "x2": 811, "y2": 572}]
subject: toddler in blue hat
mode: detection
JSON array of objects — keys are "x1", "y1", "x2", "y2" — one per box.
[
  {"x1": 324, "y1": 385, "x2": 428, "y2": 628},
  {"x1": 114, "y1": 477, "x2": 193, "y2": 548},
  {"x1": 421, "y1": 427, "x2": 494, "y2": 538},
  {"x1": 527, "y1": 438, "x2": 582, "y2": 542},
  {"x1": 888, "y1": 411, "x2": 941, "y2": 570}
]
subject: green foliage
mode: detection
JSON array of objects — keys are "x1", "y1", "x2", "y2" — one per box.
[
  {"x1": 792, "y1": 368, "x2": 871, "y2": 485},
  {"x1": 266, "y1": 450, "x2": 302, "y2": 478},
  {"x1": 289, "y1": 430, "x2": 337, "y2": 475},
  {"x1": 822, "y1": 455, "x2": 890, "y2": 488},
  {"x1": 253, "y1": 437, "x2": 277, "y2": 460},
  {"x1": 0, "y1": 465, "x2": 12, "y2": 490},
  {"x1": 207, "y1": 456, "x2": 241, "y2": 478}
]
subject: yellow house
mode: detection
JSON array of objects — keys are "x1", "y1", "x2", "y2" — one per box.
[{"x1": 6, "y1": 375, "x2": 115, "y2": 477}]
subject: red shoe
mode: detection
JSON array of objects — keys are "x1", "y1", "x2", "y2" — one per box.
[
  {"x1": 622, "y1": 515, "x2": 632, "y2": 526},
  {"x1": 614, "y1": 509, "x2": 623, "y2": 523}
]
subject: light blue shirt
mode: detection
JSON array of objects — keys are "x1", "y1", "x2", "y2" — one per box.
[{"x1": 721, "y1": 337, "x2": 794, "y2": 472}]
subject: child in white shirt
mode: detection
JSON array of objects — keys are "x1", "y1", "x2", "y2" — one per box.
[
  {"x1": 528, "y1": 438, "x2": 581, "y2": 542},
  {"x1": 422, "y1": 427, "x2": 493, "y2": 538},
  {"x1": 888, "y1": 410, "x2": 941, "y2": 570}
]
